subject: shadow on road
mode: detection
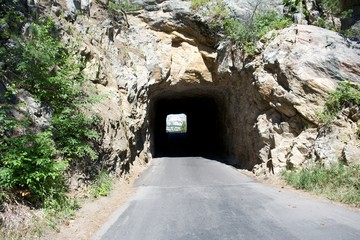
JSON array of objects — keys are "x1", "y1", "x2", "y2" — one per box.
[{"x1": 156, "y1": 132, "x2": 228, "y2": 164}]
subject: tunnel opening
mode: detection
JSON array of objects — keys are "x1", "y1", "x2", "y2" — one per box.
[
  {"x1": 166, "y1": 113, "x2": 187, "y2": 133},
  {"x1": 150, "y1": 94, "x2": 227, "y2": 160}
]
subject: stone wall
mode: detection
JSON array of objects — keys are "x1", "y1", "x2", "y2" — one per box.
[{"x1": 32, "y1": 0, "x2": 360, "y2": 183}]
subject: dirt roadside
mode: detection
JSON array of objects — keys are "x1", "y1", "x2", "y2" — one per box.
[{"x1": 40, "y1": 162, "x2": 148, "y2": 240}]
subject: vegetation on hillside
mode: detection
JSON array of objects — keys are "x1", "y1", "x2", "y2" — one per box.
[
  {"x1": 222, "y1": 11, "x2": 292, "y2": 55},
  {"x1": 282, "y1": 164, "x2": 360, "y2": 206},
  {"x1": 0, "y1": 0, "x2": 100, "y2": 227},
  {"x1": 89, "y1": 171, "x2": 113, "y2": 199},
  {"x1": 284, "y1": 0, "x2": 356, "y2": 37},
  {"x1": 186, "y1": 0, "x2": 292, "y2": 55},
  {"x1": 187, "y1": 0, "x2": 358, "y2": 53},
  {"x1": 189, "y1": 0, "x2": 211, "y2": 10},
  {"x1": 319, "y1": 81, "x2": 360, "y2": 130},
  {"x1": 284, "y1": 81, "x2": 360, "y2": 206}
]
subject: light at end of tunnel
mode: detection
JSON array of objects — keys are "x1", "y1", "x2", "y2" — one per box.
[{"x1": 166, "y1": 113, "x2": 187, "y2": 133}]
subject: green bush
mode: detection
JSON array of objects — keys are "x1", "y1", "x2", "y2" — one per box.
[
  {"x1": 320, "y1": 81, "x2": 360, "y2": 123},
  {"x1": 209, "y1": 0, "x2": 228, "y2": 21},
  {"x1": 321, "y1": 0, "x2": 352, "y2": 19},
  {"x1": 283, "y1": 0, "x2": 302, "y2": 14},
  {"x1": 282, "y1": 164, "x2": 360, "y2": 206},
  {"x1": 16, "y1": 19, "x2": 86, "y2": 109},
  {"x1": 315, "y1": 0, "x2": 353, "y2": 31},
  {"x1": 90, "y1": 171, "x2": 113, "y2": 198},
  {"x1": 223, "y1": 11, "x2": 292, "y2": 55},
  {"x1": 14, "y1": 19, "x2": 100, "y2": 161},
  {"x1": 0, "y1": 0, "x2": 25, "y2": 41},
  {"x1": 0, "y1": 126, "x2": 68, "y2": 204},
  {"x1": 0, "y1": 18, "x2": 100, "y2": 208},
  {"x1": 52, "y1": 108, "x2": 99, "y2": 161}
]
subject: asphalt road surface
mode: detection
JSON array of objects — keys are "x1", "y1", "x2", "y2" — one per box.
[{"x1": 93, "y1": 157, "x2": 360, "y2": 240}]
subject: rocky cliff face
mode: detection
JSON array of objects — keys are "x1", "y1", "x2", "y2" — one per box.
[{"x1": 29, "y1": 0, "x2": 360, "y2": 182}]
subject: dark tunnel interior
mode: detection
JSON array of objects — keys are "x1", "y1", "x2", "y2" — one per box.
[{"x1": 150, "y1": 95, "x2": 227, "y2": 159}]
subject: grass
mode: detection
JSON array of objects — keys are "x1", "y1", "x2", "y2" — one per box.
[
  {"x1": 89, "y1": 171, "x2": 113, "y2": 199},
  {"x1": 1, "y1": 169, "x2": 113, "y2": 239},
  {"x1": 189, "y1": 0, "x2": 210, "y2": 10},
  {"x1": 318, "y1": 81, "x2": 360, "y2": 137},
  {"x1": 321, "y1": 81, "x2": 360, "y2": 121},
  {"x1": 0, "y1": 196, "x2": 80, "y2": 239},
  {"x1": 282, "y1": 164, "x2": 360, "y2": 207}
]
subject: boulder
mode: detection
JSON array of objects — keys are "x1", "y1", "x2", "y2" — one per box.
[
  {"x1": 255, "y1": 25, "x2": 360, "y2": 124},
  {"x1": 314, "y1": 114, "x2": 360, "y2": 167}
]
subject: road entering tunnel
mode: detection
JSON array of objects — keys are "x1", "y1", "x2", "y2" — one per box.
[{"x1": 150, "y1": 95, "x2": 226, "y2": 159}]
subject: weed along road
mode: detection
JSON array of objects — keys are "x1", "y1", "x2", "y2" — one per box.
[{"x1": 93, "y1": 157, "x2": 360, "y2": 240}]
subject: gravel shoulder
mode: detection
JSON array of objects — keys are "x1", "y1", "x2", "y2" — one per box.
[{"x1": 41, "y1": 162, "x2": 147, "y2": 240}]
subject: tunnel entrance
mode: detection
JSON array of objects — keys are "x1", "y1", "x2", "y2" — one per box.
[{"x1": 150, "y1": 95, "x2": 226, "y2": 159}]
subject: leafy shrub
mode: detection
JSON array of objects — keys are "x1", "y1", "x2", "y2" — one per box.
[
  {"x1": 0, "y1": 125, "x2": 68, "y2": 204},
  {"x1": 52, "y1": 108, "x2": 99, "y2": 161},
  {"x1": 223, "y1": 11, "x2": 292, "y2": 55},
  {"x1": 321, "y1": 0, "x2": 352, "y2": 19},
  {"x1": 0, "y1": 17, "x2": 100, "y2": 208},
  {"x1": 282, "y1": 164, "x2": 360, "y2": 206},
  {"x1": 209, "y1": 0, "x2": 228, "y2": 22},
  {"x1": 313, "y1": 0, "x2": 353, "y2": 31},
  {"x1": 14, "y1": 19, "x2": 100, "y2": 161},
  {"x1": 254, "y1": 11, "x2": 292, "y2": 39},
  {"x1": 320, "y1": 81, "x2": 360, "y2": 123},
  {"x1": 0, "y1": 0, "x2": 25, "y2": 42},
  {"x1": 89, "y1": 171, "x2": 113, "y2": 198},
  {"x1": 16, "y1": 19, "x2": 85, "y2": 109},
  {"x1": 283, "y1": 0, "x2": 302, "y2": 14}
]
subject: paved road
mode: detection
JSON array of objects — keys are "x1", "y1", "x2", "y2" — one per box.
[{"x1": 94, "y1": 157, "x2": 360, "y2": 240}]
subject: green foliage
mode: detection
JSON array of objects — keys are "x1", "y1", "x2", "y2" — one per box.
[
  {"x1": 0, "y1": 124, "x2": 68, "y2": 204},
  {"x1": 340, "y1": 28, "x2": 358, "y2": 39},
  {"x1": 320, "y1": 81, "x2": 360, "y2": 123},
  {"x1": 223, "y1": 11, "x2": 292, "y2": 55},
  {"x1": 45, "y1": 197, "x2": 80, "y2": 226},
  {"x1": 0, "y1": 17, "x2": 100, "y2": 208},
  {"x1": 254, "y1": 11, "x2": 292, "y2": 39},
  {"x1": 16, "y1": 19, "x2": 86, "y2": 109},
  {"x1": 108, "y1": 0, "x2": 142, "y2": 12},
  {"x1": 316, "y1": 0, "x2": 353, "y2": 31},
  {"x1": 209, "y1": 0, "x2": 228, "y2": 21},
  {"x1": 321, "y1": 0, "x2": 352, "y2": 19},
  {"x1": 282, "y1": 164, "x2": 360, "y2": 206},
  {"x1": 13, "y1": 19, "x2": 100, "y2": 160},
  {"x1": 283, "y1": 0, "x2": 302, "y2": 13},
  {"x1": 180, "y1": 122, "x2": 187, "y2": 132},
  {"x1": 89, "y1": 171, "x2": 113, "y2": 198},
  {"x1": 52, "y1": 108, "x2": 99, "y2": 160},
  {"x1": 190, "y1": 0, "x2": 210, "y2": 11},
  {"x1": 0, "y1": 0, "x2": 25, "y2": 42}
]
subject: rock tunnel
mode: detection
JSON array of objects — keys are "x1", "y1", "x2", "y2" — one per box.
[{"x1": 148, "y1": 86, "x2": 229, "y2": 161}]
